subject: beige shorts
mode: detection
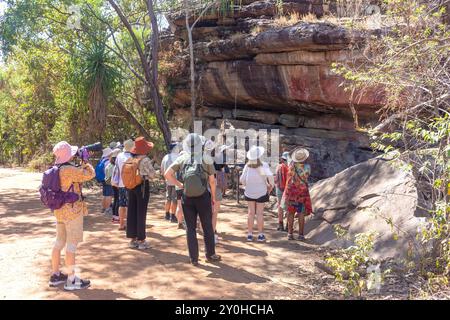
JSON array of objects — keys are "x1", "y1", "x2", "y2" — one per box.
[{"x1": 56, "y1": 214, "x2": 84, "y2": 245}]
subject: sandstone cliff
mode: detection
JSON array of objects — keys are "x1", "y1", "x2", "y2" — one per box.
[{"x1": 161, "y1": 0, "x2": 385, "y2": 180}]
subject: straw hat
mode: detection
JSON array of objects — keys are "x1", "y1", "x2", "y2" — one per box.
[
  {"x1": 246, "y1": 146, "x2": 265, "y2": 161},
  {"x1": 123, "y1": 139, "x2": 134, "y2": 152},
  {"x1": 291, "y1": 148, "x2": 309, "y2": 163},
  {"x1": 53, "y1": 141, "x2": 78, "y2": 165},
  {"x1": 131, "y1": 137, "x2": 154, "y2": 155},
  {"x1": 102, "y1": 147, "x2": 113, "y2": 158}
]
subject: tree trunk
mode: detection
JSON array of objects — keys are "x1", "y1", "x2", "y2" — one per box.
[
  {"x1": 184, "y1": 1, "x2": 197, "y2": 128},
  {"x1": 146, "y1": 0, "x2": 172, "y2": 150},
  {"x1": 114, "y1": 100, "x2": 152, "y2": 141}
]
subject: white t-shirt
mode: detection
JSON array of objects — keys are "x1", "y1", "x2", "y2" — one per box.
[
  {"x1": 161, "y1": 153, "x2": 179, "y2": 186},
  {"x1": 240, "y1": 162, "x2": 274, "y2": 199},
  {"x1": 115, "y1": 151, "x2": 132, "y2": 188}
]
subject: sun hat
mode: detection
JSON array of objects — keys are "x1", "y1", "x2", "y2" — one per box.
[
  {"x1": 123, "y1": 139, "x2": 135, "y2": 152},
  {"x1": 291, "y1": 148, "x2": 309, "y2": 163},
  {"x1": 182, "y1": 133, "x2": 204, "y2": 154},
  {"x1": 246, "y1": 146, "x2": 265, "y2": 161},
  {"x1": 281, "y1": 151, "x2": 289, "y2": 160},
  {"x1": 53, "y1": 141, "x2": 78, "y2": 165},
  {"x1": 102, "y1": 147, "x2": 113, "y2": 158},
  {"x1": 111, "y1": 148, "x2": 121, "y2": 158},
  {"x1": 131, "y1": 136, "x2": 154, "y2": 155},
  {"x1": 204, "y1": 139, "x2": 216, "y2": 151},
  {"x1": 109, "y1": 141, "x2": 121, "y2": 149}
]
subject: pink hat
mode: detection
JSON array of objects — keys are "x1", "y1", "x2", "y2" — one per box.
[{"x1": 53, "y1": 141, "x2": 78, "y2": 165}]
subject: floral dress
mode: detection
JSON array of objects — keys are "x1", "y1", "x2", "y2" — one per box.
[{"x1": 281, "y1": 163, "x2": 312, "y2": 216}]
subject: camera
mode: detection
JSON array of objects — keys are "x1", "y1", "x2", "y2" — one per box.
[{"x1": 77, "y1": 142, "x2": 102, "y2": 162}]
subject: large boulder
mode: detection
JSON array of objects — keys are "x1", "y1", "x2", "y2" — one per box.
[{"x1": 306, "y1": 157, "x2": 427, "y2": 259}]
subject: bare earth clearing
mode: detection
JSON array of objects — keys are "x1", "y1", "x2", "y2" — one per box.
[{"x1": 1, "y1": 167, "x2": 410, "y2": 300}]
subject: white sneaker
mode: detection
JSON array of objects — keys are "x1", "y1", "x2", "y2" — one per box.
[
  {"x1": 214, "y1": 234, "x2": 219, "y2": 244},
  {"x1": 128, "y1": 240, "x2": 138, "y2": 249},
  {"x1": 64, "y1": 277, "x2": 91, "y2": 291},
  {"x1": 137, "y1": 241, "x2": 150, "y2": 250}
]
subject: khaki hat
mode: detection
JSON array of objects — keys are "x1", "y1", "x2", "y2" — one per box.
[
  {"x1": 291, "y1": 148, "x2": 309, "y2": 163},
  {"x1": 123, "y1": 139, "x2": 134, "y2": 152}
]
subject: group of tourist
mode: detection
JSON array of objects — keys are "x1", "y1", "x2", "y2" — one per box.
[{"x1": 46, "y1": 132, "x2": 312, "y2": 291}]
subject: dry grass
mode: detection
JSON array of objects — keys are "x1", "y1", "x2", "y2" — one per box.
[{"x1": 274, "y1": 11, "x2": 301, "y2": 27}]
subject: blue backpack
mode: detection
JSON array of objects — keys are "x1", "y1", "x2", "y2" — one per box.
[
  {"x1": 39, "y1": 165, "x2": 80, "y2": 211},
  {"x1": 95, "y1": 158, "x2": 108, "y2": 183}
]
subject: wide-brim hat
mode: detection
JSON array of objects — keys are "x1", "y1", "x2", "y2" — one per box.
[
  {"x1": 53, "y1": 141, "x2": 78, "y2": 165},
  {"x1": 291, "y1": 148, "x2": 309, "y2": 163},
  {"x1": 111, "y1": 148, "x2": 121, "y2": 158},
  {"x1": 123, "y1": 139, "x2": 134, "y2": 152},
  {"x1": 131, "y1": 136, "x2": 154, "y2": 155},
  {"x1": 182, "y1": 133, "x2": 203, "y2": 154},
  {"x1": 109, "y1": 141, "x2": 121, "y2": 149},
  {"x1": 247, "y1": 146, "x2": 265, "y2": 161},
  {"x1": 102, "y1": 147, "x2": 113, "y2": 158}
]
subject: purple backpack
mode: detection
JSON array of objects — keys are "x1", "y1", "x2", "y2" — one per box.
[{"x1": 39, "y1": 165, "x2": 80, "y2": 211}]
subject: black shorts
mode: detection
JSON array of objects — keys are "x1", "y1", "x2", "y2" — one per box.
[
  {"x1": 176, "y1": 189, "x2": 183, "y2": 200},
  {"x1": 245, "y1": 194, "x2": 270, "y2": 203}
]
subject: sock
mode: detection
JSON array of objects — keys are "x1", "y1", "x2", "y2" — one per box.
[{"x1": 68, "y1": 274, "x2": 76, "y2": 282}]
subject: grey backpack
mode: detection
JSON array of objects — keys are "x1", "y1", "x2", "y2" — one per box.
[{"x1": 181, "y1": 162, "x2": 208, "y2": 197}]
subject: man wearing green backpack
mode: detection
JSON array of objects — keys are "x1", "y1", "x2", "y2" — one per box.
[{"x1": 164, "y1": 133, "x2": 222, "y2": 266}]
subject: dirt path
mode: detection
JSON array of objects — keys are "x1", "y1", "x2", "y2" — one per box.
[{"x1": 0, "y1": 167, "x2": 341, "y2": 300}]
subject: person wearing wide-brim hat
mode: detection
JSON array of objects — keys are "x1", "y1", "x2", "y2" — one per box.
[
  {"x1": 281, "y1": 147, "x2": 312, "y2": 241},
  {"x1": 115, "y1": 139, "x2": 135, "y2": 231},
  {"x1": 50, "y1": 141, "x2": 95, "y2": 291},
  {"x1": 161, "y1": 142, "x2": 181, "y2": 224},
  {"x1": 105, "y1": 148, "x2": 122, "y2": 223},
  {"x1": 164, "y1": 133, "x2": 222, "y2": 265},
  {"x1": 275, "y1": 151, "x2": 290, "y2": 232},
  {"x1": 126, "y1": 137, "x2": 156, "y2": 250},
  {"x1": 239, "y1": 145, "x2": 275, "y2": 243}
]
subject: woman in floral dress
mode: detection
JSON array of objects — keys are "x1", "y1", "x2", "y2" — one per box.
[{"x1": 281, "y1": 148, "x2": 312, "y2": 241}]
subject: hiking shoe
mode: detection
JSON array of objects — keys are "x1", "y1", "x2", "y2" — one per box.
[
  {"x1": 277, "y1": 223, "x2": 284, "y2": 231},
  {"x1": 178, "y1": 223, "x2": 184, "y2": 230},
  {"x1": 190, "y1": 260, "x2": 199, "y2": 266},
  {"x1": 297, "y1": 234, "x2": 305, "y2": 241},
  {"x1": 165, "y1": 212, "x2": 171, "y2": 220},
  {"x1": 64, "y1": 277, "x2": 91, "y2": 291},
  {"x1": 128, "y1": 240, "x2": 138, "y2": 249},
  {"x1": 246, "y1": 234, "x2": 253, "y2": 242},
  {"x1": 257, "y1": 234, "x2": 266, "y2": 242},
  {"x1": 137, "y1": 241, "x2": 150, "y2": 250},
  {"x1": 170, "y1": 214, "x2": 178, "y2": 223},
  {"x1": 288, "y1": 234, "x2": 294, "y2": 240},
  {"x1": 105, "y1": 207, "x2": 113, "y2": 216},
  {"x1": 206, "y1": 254, "x2": 222, "y2": 263},
  {"x1": 49, "y1": 272, "x2": 68, "y2": 287}
]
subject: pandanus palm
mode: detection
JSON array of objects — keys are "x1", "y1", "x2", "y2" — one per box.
[{"x1": 77, "y1": 42, "x2": 121, "y2": 141}]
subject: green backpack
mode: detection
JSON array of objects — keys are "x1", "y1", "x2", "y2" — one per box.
[{"x1": 181, "y1": 162, "x2": 208, "y2": 197}]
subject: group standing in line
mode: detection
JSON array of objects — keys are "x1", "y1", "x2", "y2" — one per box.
[{"x1": 45, "y1": 133, "x2": 312, "y2": 290}]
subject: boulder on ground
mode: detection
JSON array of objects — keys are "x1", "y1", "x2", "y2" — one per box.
[{"x1": 306, "y1": 157, "x2": 427, "y2": 259}]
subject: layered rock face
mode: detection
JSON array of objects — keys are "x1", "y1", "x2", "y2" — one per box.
[{"x1": 163, "y1": 0, "x2": 384, "y2": 180}]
